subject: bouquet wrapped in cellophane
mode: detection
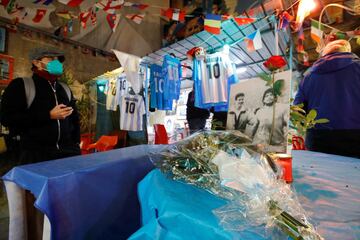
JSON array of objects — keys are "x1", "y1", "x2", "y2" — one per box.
[{"x1": 150, "y1": 130, "x2": 323, "y2": 240}]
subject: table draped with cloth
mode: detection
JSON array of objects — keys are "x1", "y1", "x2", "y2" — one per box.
[
  {"x1": 130, "y1": 150, "x2": 360, "y2": 240},
  {"x1": 2, "y1": 145, "x2": 360, "y2": 240},
  {"x1": 2, "y1": 145, "x2": 165, "y2": 240}
]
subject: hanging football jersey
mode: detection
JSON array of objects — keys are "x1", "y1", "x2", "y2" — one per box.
[
  {"x1": 150, "y1": 64, "x2": 172, "y2": 110},
  {"x1": 162, "y1": 55, "x2": 181, "y2": 101},
  {"x1": 106, "y1": 73, "x2": 128, "y2": 111},
  {"x1": 193, "y1": 52, "x2": 235, "y2": 109},
  {"x1": 119, "y1": 94, "x2": 145, "y2": 131},
  {"x1": 106, "y1": 77, "x2": 120, "y2": 111}
]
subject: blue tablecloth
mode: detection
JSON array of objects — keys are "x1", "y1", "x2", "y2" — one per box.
[
  {"x1": 130, "y1": 151, "x2": 360, "y2": 240},
  {"x1": 3, "y1": 145, "x2": 165, "y2": 240}
]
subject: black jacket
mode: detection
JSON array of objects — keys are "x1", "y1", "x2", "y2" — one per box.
[
  {"x1": 0, "y1": 74, "x2": 80, "y2": 151},
  {"x1": 186, "y1": 91, "x2": 210, "y2": 120}
]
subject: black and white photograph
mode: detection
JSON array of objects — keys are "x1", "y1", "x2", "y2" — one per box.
[{"x1": 226, "y1": 70, "x2": 291, "y2": 152}]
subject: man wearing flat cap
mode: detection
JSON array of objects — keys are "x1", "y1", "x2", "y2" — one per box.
[{"x1": 0, "y1": 47, "x2": 80, "y2": 164}]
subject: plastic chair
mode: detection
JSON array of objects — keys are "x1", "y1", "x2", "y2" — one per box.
[
  {"x1": 109, "y1": 130, "x2": 127, "y2": 148},
  {"x1": 80, "y1": 133, "x2": 95, "y2": 155},
  {"x1": 85, "y1": 135, "x2": 118, "y2": 152},
  {"x1": 154, "y1": 124, "x2": 169, "y2": 144},
  {"x1": 292, "y1": 136, "x2": 306, "y2": 150}
]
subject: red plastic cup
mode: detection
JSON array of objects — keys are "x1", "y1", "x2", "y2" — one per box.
[{"x1": 274, "y1": 154, "x2": 293, "y2": 183}]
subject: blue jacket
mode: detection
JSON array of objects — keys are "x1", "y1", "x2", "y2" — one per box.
[{"x1": 294, "y1": 52, "x2": 360, "y2": 130}]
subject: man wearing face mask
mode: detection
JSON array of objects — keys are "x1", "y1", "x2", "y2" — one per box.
[{"x1": 0, "y1": 48, "x2": 80, "y2": 164}]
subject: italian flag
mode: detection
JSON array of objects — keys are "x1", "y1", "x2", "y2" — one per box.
[{"x1": 311, "y1": 20, "x2": 323, "y2": 44}]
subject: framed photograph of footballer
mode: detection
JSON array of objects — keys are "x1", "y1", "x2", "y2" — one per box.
[{"x1": 226, "y1": 70, "x2": 292, "y2": 153}]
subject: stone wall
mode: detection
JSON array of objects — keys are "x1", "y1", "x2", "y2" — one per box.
[{"x1": 6, "y1": 30, "x2": 119, "y2": 84}]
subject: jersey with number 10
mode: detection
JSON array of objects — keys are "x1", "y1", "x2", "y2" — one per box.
[
  {"x1": 162, "y1": 55, "x2": 181, "y2": 101},
  {"x1": 106, "y1": 73, "x2": 128, "y2": 111},
  {"x1": 193, "y1": 52, "x2": 234, "y2": 109},
  {"x1": 119, "y1": 94, "x2": 145, "y2": 131},
  {"x1": 150, "y1": 64, "x2": 172, "y2": 110}
]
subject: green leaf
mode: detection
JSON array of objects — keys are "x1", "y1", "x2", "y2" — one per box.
[
  {"x1": 258, "y1": 73, "x2": 272, "y2": 82},
  {"x1": 306, "y1": 109, "x2": 317, "y2": 121},
  {"x1": 273, "y1": 79, "x2": 284, "y2": 97},
  {"x1": 315, "y1": 118, "x2": 330, "y2": 124}
]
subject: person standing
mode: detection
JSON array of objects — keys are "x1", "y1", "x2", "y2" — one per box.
[
  {"x1": 227, "y1": 92, "x2": 258, "y2": 138},
  {"x1": 253, "y1": 88, "x2": 288, "y2": 147},
  {"x1": 294, "y1": 40, "x2": 360, "y2": 158},
  {"x1": 0, "y1": 48, "x2": 80, "y2": 164},
  {"x1": 186, "y1": 90, "x2": 210, "y2": 134}
]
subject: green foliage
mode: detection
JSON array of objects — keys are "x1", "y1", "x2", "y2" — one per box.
[
  {"x1": 258, "y1": 73, "x2": 272, "y2": 86},
  {"x1": 290, "y1": 103, "x2": 329, "y2": 137},
  {"x1": 273, "y1": 79, "x2": 284, "y2": 97}
]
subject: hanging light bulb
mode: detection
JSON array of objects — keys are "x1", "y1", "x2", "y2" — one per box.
[{"x1": 296, "y1": 0, "x2": 316, "y2": 26}]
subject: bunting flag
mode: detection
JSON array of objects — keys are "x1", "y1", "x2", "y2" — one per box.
[
  {"x1": 9, "y1": 4, "x2": 27, "y2": 22},
  {"x1": 278, "y1": 11, "x2": 293, "y2": 30},
  {"x1": 161, "y1": 8, "x2": 185, "y2": 22},
  {"x1": 79, "y1": 10, "x2": 91, "y2": 29},
  {"x1": 234, "y1": 17, "x2": 256, "y2": 26},
  {"x1": 0, "y1": 0, "x2": 11, "y2": 7},
  {"x1": 126, "y1": 14, "x2": 145, "y2": 24},
  {"x1": 98, "y1": 0, "x2": 123, "y2": 14},
  {"x1": 221, "y1": 14, "x2": 231, "y2": 21},
  {"x1": 204, "y1": 14, "x2": 221, "y2": 34},
  {"x1": 58, "y1": 0, "x2": 83, "y2": 7},
  {"x1": 245, "y1": 30, "x2": 262, "y2": 52},
  {"x1": 56, "y1": 11, "x2": 77, "y2": 19},
  {"x1": 106, "y1": 13, "x2": 121, "y2": 32},
  {"x1": 346, "y1": 30, "x2": 360, "y2": 38},
  {"x1": 33, "y1": 0, "x2": 53, "y2": 5},
  {"x1": 90, "y1": 8, "x2": 97, "y2": 25},
  {"x1": 124, "y1": 2, "x2": 149, "y2": 10},
  {"x1": 5, "y1": 0, "x2": 15, "y2": 14},
  {"x1": 32, "y1": 9, "x2": 47, "y2": 23},
  {"x1": 310, "y1": 20, "x2": 323, "y2": 43},
  {"x1": 297, "y1": 27, "x2": 305, "y2": 52}
]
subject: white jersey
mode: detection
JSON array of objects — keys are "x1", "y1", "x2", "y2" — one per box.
[
  {"x1": 106, "y1": 74, "x2": 128, "y2": 111},
  {"x1": 195, "y1": 52, "x2": 234, "y2": 104},
  {"x1": 119, "y1": 94, "x2": 145, "y2": 131}
]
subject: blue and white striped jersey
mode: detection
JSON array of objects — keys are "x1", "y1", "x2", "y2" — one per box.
[
  {"x1": 162, "y1": 55, "x2": 181, "y2": 101},
  {"x1": 119, "y1": 94, "x2": 145, "y2": 131},
  {"x1": 193, "y1": 52, "x2": 235, "y2": 109}
]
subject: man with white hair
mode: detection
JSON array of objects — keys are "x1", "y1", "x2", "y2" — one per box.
[{"x1": 294, "y1": 39, "x2": 360, "y2": 158}]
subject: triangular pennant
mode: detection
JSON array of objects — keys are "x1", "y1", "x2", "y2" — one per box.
[
  {"x1": 58, "y1": 0, "x2": 84, "y2": 7},
  {"x1": 79, "y1": 10, "x2": 91, "y2": 29},
  {"x1": 33, "y1": 0, "x2": 53, "y2": 5},
  {"x1": 106, "y1": 13, "x2": 121, "y2": 32},
  {"x1": 161, "y1": 8, "x2": 185, "y2": 22},
  {"x1": 278, "y1": 11, "x2": 293, "y2": 29},
  {"x1": 124, "y1": 2, "x2": 149, "y2": 10},
  {"x1": 234, "y1": 17, "x2": 256, "y2": 26},
  {"x1": 245, "y1": 30, "x2": 262, "y2": 52},
  {"x1": 32, "y1": 9, "x2": 47, "y2": 23},
  {"x1": 125, "y1": 14, "x2": 145, "y2": 24}
]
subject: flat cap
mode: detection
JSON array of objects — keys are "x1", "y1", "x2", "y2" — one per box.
[{"x1": 29, "y1": 48, "x2": 65, "y2": 62}]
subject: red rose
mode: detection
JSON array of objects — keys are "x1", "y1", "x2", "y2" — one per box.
[{"x1": 263, "y1": 56, "x2": 287, "y2": 71}]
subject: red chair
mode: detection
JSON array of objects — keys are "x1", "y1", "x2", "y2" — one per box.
[
  {"x1": 292, "y1": 136, "x2": 306, "y2": 150},
  {"x1": 85, "y1": 135, "x2": 118, "y2": 152},
  {"x1": 80, "y1": 133, "x2": 95, "y2": 155},
  {"x1": 154, "y1": 124, "x2": 169, "y2": 144}
]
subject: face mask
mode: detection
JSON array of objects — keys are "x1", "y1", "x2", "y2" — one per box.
[{"x1": 44, "y1": 59, "x2": 63, "y2": 75}]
